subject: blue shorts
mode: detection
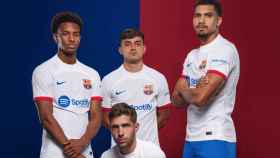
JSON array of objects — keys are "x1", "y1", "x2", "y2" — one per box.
[{"x1": 182, "y1": 140, "x2": 236, "y2": 158}]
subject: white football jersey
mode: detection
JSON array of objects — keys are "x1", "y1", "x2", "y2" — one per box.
[
  {"x1": 101, "y1": 65, "x2": 171, "y2": 146},
  {"x1": 182, "y1": 34, "x2": 240, "y2": 142},
  {"x1": 32, "y1": 54, "x2": 102, "y2": 158},
  {"x1": 100, "y1": 139, "x2": 166, "y2": 158}
]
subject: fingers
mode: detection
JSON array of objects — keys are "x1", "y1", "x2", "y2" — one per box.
[{"x1": 196, "y1": 76, "x2": 209, "y2": 88}]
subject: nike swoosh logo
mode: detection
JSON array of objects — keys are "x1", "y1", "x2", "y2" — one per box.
[
  {"x1": 56, "y1": 81, "x2": 65, "y2": 85},
  {"x1": 115, "y1": 90, "x2": 126, "y2": 95}
]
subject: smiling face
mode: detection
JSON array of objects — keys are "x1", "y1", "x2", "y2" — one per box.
[
  {"x1": 54, "y1": 22, "x2": 81, "y2": 56},
  {"x1": 110, "y1": 115, "x2": 139, "y2": 152},
  {"x1": 193, "y1": 4, "x2": 222, "y2": 40}
]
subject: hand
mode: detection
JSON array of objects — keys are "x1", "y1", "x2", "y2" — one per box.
[
  {"x1": 196, "y1": 76, "x2": 209, "y2": 88},
  {"x1": 63, "y1": 138, "x2": 88, "y2": 158},
  {"x1": 76, "y1": 154, "x2": 86, "y2": 158}
]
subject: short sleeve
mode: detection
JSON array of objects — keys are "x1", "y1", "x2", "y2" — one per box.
[
  {"x1": 182, "y1": 54, "x2": 189, "y2": 77},
  {"x1": 32, "y1": 67, "x2": 54, "y2": 101},
  {"x1": 157, "y1": 75, "x2": 171, "y2": 110},
  {"x1": 100, "y1": 78, "x2": 112, "y2": 112},
  {"x1": 90, "y1": 72, "x2": 103, "y2": 102},
  {"x1": 207, "y1": 47, "x2": 235, "y2": 80}
]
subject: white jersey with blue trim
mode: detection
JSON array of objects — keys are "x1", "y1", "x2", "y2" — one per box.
[
  {"x1": 182, "y1": 34, "x2": 240, "y2": 142},
  {"x1": 32, "y1": 54, "x2": 102, "y2": 158},
  {"x1": 101, "y1": 65, "x2": 171, "y2": 146}
]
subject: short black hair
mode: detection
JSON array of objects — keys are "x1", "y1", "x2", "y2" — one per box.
[
  {"x1": 120, "y1": 28, "x2": 144, "y2": 44},
  {"x1": 51, "y1": 11, "x2": 83, "y2": 33},
  {"x1": 109, "y1": 103, "x2": 137, "y2": 123},
  {"x1": 195, "y1": 0, "x2": 222, "y2": 16}
]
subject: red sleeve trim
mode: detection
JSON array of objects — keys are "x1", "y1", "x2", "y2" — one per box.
[
  {"x1": 91, "y1": 96, "x2": 103, "y2": 102},
  {"x1": 157, "y1": 103, "x2": 172, "y2": 111},
  {"x1": 207, "y1": 70, "x2": 227, "y2": 80},
  {"x1": 102, "y1": 107, "x2": 111, "y2": 112},
  {"x1": 34, "y1": 96, "x2": 53, "y2": 102}
]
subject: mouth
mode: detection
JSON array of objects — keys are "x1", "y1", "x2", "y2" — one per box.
[
  {"x1": 117, "y1": 138, "x2": 127, "y2": 144},
  {"x1": 67, "y1": 45, "x2": 78, "y2": 49}
]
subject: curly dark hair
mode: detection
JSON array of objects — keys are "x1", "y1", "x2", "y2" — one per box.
[{"x1": 51, "y1": 11, "x2": 83, "y2": 33}]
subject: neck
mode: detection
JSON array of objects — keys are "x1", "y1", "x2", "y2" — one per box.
[
  {"x1": 57, "y1": 50, "x2": 76, "y2": 64},
  {"x1": 120, "y1": 138, "x2": 137, "y2": 155},
  {"x1": 123, "y1": 61, "x2": 143, "y2": 73},
  {"x1": 199, "y1": 31, "x2": 219, "y2": 46}
]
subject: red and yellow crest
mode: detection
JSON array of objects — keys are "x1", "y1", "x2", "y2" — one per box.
[
  {"x1": 143, "y1": 84, "x2": 154, "y2": 95},
  {"x1": 82, "y1": 79, "x2": 92, "y2": 89}
]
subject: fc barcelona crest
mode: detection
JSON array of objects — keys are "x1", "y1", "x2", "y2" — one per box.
[
  {"x1": 143, "y1": 84, "x2": 154, "y2": 95},
  {"x1": 82, "y1": 79, "x2": 92, "y2": 89}
]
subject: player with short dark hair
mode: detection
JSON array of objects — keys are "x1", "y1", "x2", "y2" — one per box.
[{"x1": 32, "y1": 11, "x2": 102, "y2": 158}]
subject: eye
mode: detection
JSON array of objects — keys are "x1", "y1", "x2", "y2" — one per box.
[
  {"x1": 124, "y1": 42, "x2": 131, "y2": 47},
  {"x1": 135, "y1": 41, "x2": 142, "y2": 46}
]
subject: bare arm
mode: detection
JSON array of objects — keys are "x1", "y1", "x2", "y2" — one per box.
[
  {"x1": 35, "y1": 100, "x2": 68, "y2": 147},
  {"x1": 64, "y1": 99, "x2": 102, "y2": 158},
  {"x1": 179, "y1": 73, "x2": 225, "y2": 107},
  {"x1": 157, "y1": 108, "x2": 171, "y2": 129},
  {"x1": 102, "y1": 111, "x2": 110, "y2": 129},
  {"x1": 171, "y1": 77, "x2": 188, "y2": 107},
  {"x1": 81, "y1": 99, "x2": 102, "y2": 145}
]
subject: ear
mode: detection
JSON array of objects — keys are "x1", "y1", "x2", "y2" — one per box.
[
  {"x1": 143, "y1": 45, "x2": 146, "y2": 55},
  {"x1": 217, "y1": 16, "x2": 222, "y2": 27},
  {"x1": 135, "y1": 122, "x2": 139, "y2": 132},
  {"x1": 118, "y1": 46, "x2": 123, "y2": 55},
  {"x1": 53, "y1": 34, "x2": 58, "y2": 43}
]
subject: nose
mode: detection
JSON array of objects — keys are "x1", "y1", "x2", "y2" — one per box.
[
  {"x1": 198, "y1": 16, "x2": 205, "y2": 24},
  {"x1": 69, "y1": 34, "x2": 75, "y2": 42},
  {"x1": 130, "y1": 43, "x2": 136, "y2": 50},
  {"x1": 118, "y1": 127, "x2": 124, "y2": 137}
]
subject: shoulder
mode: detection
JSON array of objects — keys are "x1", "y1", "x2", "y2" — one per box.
[
  {"x1": 32, "y1": 55, "x2": 56, "y2": 76},
  {"x1": 101, "y1": 146, "x2": 118, "y2": 158},
  {"x1": 183, "y1": 49, "x2": 198, "y2": 63},
  {"x1": 139, "y1": 140, "x2": 166, "y2": 157},
  {"x1": 215, "y1": 35, "x2": 238, "y2": 56},
  {"x1": 78, "y1": 61, "x2": 101, "y2": 79},
  {"x1": 102, "y1": 66, "x2": 123, "y2": 83},
  {"x1": 144, "y1": 65, "x2": 167, "y2": 81}
]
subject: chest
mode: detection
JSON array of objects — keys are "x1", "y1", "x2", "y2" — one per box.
[
  {"x1": 52, "y1": 69, "x2": 93, "y2": 98},
  {"x1": 110, "y1": 76, "x2": 159, "y2": 104}
]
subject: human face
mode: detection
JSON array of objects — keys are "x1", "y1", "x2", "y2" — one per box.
[
  {"x1": 193, "y1": 5, "x2": 222, "y2": 39},
  {"x1": 54, "y1": 22, "x2": 81, "y2": 56},
  {"x1": 119, "y1": 36, "x2": 146, "y2": 64},
  {"x1": 110, "y1": 115, "x2": 138, "y2": 151}
]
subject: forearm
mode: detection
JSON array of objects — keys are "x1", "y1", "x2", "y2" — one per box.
[
  {"x1": 171, "y1": 90, "x2": 188, "y2": 107},
  {"x1": 102, "y1": 113, "x2": 110, "y2": 129},
  {"x1": 42, "y1": 115, "x2": 68, "y2": 146},
  {"x1": 81, "y1": 113, "x2": 102, "y2": 145},
  {"x1": 157, "y1": 110, "x2": 170, "y2": 129}
]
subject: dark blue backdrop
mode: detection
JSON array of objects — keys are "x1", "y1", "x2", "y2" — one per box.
[{"x1": 0, "y1": 1, "x2": 139, "y2": 157}]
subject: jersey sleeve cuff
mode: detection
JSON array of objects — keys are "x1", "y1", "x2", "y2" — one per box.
[
  {"x1": 157, "y1": 103, "x2": 172, "y2": 111},
  {"x1": 34, "y1": 96, "x2": 53, "y2": 102},
  {"x1": 102, "y1": 107, "x2": 112, "y2": 112},
  {"x1": 91, "y1": 96, "x2": 103, "y2": 102},
  {"x1": 207, "y1": 70, "x2": 227, "y2": 80}
]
